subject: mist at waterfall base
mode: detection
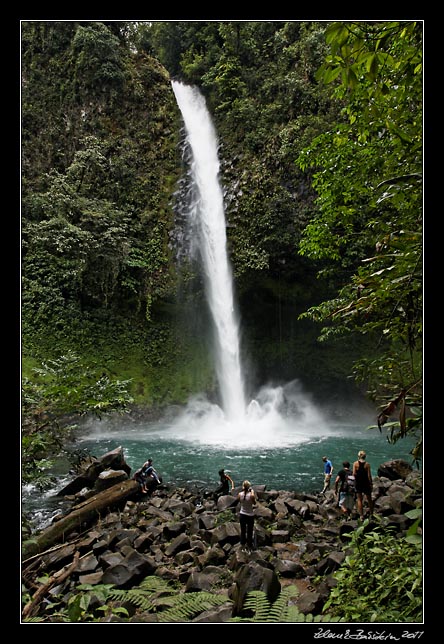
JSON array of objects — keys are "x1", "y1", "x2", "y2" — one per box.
[
  {"x1": 73, "y1": 383, "x2": 417, "y2": 496},
  {"x1": 22, "y1": 83, "x2": 419, "y2": 528},
  {"x1": 25, "y1": 393, "x2": 417, "y2": 532}
]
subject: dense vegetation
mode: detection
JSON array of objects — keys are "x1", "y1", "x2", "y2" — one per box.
[{"x1": 21, "y1": 19, "x2": 422, "y2": 475}]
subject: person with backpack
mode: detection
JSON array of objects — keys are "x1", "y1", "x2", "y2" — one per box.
[
  {"x1": 334, "y1": 460, "x2": 355, "y2": 518},
  {"x1": 352, "y1": 450, "x2": 374, "y2": 519}
]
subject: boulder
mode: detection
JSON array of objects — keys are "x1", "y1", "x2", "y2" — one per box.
[
  {"x1": 57, "y1": 446, "x2": 131, "y2": 496},
  {"x1": 217, "y1": 495, "x2": 238, "y2": 511},
  {"x1": 94, "y1": 469, "x2": 128, "y2": 492},
  {"x1": 198, "y1": 543, "x2": 226, "y2": 567},
  {"x1": 191, "y1": 603, "x2": 233, "y2": 623},
  {"x1": 164, "y1": 533, "x2": 191, "y2": 556},
  {"x1": 316, "y1": 551, "x2": 346, "y2": 575},
  {"x1": 163, "y1": 521, "x2": 187, "y2": 540},
  {"x1": 210, "y1": 521, "x2": 241, "y2": 547},
  {"x1": 377, "y1": 459, "x2": 413, "y2": 480},
  {"x1": 185, "y1": 566, "x2": 229, "y2": 592},
  {"x1": 273, "y1": 559, "x2": 306, "y2": 578},
  {"x1": 101, "y1": 548, "x2": 156, "y2": 588},
  {"x1": 295, "y1": 589, "x2": 323, "y2": 615},
  {"x1": 231, "y1": 562, "x2": 281, "y2": 617}
]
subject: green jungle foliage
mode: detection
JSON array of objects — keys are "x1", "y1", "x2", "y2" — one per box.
[
  {"x1": 229, "y1": 585, "x2": 344, "y2": 623},
  {"x1": 22, "y1": 575, "x2": 342, "y2": 623},
  {"x1": 22, "y1": 21, "x2": 375, "y2": 409},
  {"x1": 25, "y1": 575, "x2": 229, "y2": 622},
  {"x1": 21, "y1": 20, "x2": 422, "y2": 468},
  {"x1": 21, "y1": 351, "x2": 133, "y2": 488},
  {"x1": 323, "y1": 516, "x2": 423, "y2": 622},
  {"x1": 296, "y1": 22, "x2": 422, "y2": 461},
  {"x1": 109, "y1": 577, "x2": 229, "y2": 623}
]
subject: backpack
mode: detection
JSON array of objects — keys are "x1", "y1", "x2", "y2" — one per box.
[{"x1": 342, "y1": 470, "x2": 356, "y2": 495}]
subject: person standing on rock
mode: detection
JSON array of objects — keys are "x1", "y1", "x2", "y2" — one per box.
[
  {"x1": 321, "y1": 456, "x2": 334, "y2": 494},
  {"x1": 334, "y1": 461, "x2": 355, "y2": 518},
  {"x1": 353, "y1": 450, "x2": 374, "y2": 519},
  {"x1": 238, "y1": 480, "x2": 256, "y2": 552}
]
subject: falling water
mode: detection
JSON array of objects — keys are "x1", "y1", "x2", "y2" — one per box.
[
  {"x1": 21, "y1": 85, "x2": 412, "y2": 529},
  {"x1": 172, "y1": 81, "x2": 246, "y2": 420}
]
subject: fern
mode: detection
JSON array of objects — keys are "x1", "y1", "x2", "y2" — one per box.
[
  {"x1": 268, "y1": 586, "x2": 293, "y2": 622},
  {"x1": 108, "y1": 575, "x2": 230, "y2": 622},
  {"x1": 108, "y1": 576, "x2": 177, "y2": 611},
  {"x1": 230, "y1": 586, "x2": 345, "y2": 623},
  {"x1": 156, "y1": 592, "x2": 229, "y2": 622},
  {"x1": 242, "y1": 590, "x2": 272, "y2": 622}
]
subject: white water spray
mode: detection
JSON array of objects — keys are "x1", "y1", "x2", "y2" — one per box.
[{"x1": 172, "y1": 81, "x2": 246, "y2": 420}]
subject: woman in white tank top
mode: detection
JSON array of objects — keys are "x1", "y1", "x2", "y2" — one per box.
[{"x1": 238, "y1": 480, "x2": 256, "y2": 550}]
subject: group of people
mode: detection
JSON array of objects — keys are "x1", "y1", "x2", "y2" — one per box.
[
  {"x1": 214, "y1": 469, "x2": 256, "y2": 551},
  {"x1": 134, "y1": 462, "x2": 256, "y2": 551},
  {"x1": 322, "y1": 450, "x2": 374, "y2": 519},
  {"x1": 133, "y1": 451, "x2": 373, "y2": 553}
]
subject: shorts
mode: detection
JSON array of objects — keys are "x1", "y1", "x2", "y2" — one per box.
[
  {"x1": 339, "y1": 492, "x2": 354, "y2": 512},
  {"x1": 356, "y1": 486, "x2": 372, "y2": 496}
]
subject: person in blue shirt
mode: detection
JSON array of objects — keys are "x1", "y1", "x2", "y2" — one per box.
[{"x1": 321, "y1": 456, "x2": 334, "y2": 494}]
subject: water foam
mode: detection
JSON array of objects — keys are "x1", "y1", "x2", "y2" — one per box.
[{"x1": 159, "y1": 380, "x2": 329, "y2": 449}]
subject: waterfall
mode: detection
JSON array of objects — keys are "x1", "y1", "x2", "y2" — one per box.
[{"x1": 172, "y1": 81, "x2": 246, "y2": 420}]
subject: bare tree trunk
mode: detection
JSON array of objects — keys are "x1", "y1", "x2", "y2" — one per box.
[{"x1": 22, "y1": 479, "x2": 140, "y2": 561}]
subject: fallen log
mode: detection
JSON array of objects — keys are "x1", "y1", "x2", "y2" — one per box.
[
  {"x1": 22, "y1": 550, "x2": 80, "y2": 619},
  {"x1": 22, "y1": 479, "x2": 140, "y2": 561}
]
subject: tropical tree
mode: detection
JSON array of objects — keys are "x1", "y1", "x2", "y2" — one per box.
[
  {"x1": 22, "y1": 351, "x2": 133, "y2": 490},
  {"x1": 296, "y1": 21, "x2": 423, "y2": 461}
]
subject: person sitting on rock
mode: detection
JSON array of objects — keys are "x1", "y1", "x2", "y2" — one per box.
[
  {"x1": 133, "y1": 458, "x2": 160, "y2": 493},
  {"x1": 143, "y1": 461, "x2": 161, "y2": 493},
  {"x1": 214, "y1": 468, "x2": 235, "y2": 498}
]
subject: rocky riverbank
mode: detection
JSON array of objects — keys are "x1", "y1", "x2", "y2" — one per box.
[{"x1": 21, "y1": 448, "x2": 422, "y2": 623}]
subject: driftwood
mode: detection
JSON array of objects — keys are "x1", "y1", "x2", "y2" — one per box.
[
  {"x1": 22, "y1": 551, "x2": 80, "y2": 619},
  {"x1": 22, "y1": 479, "x2": 140, "y2": 561}
]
